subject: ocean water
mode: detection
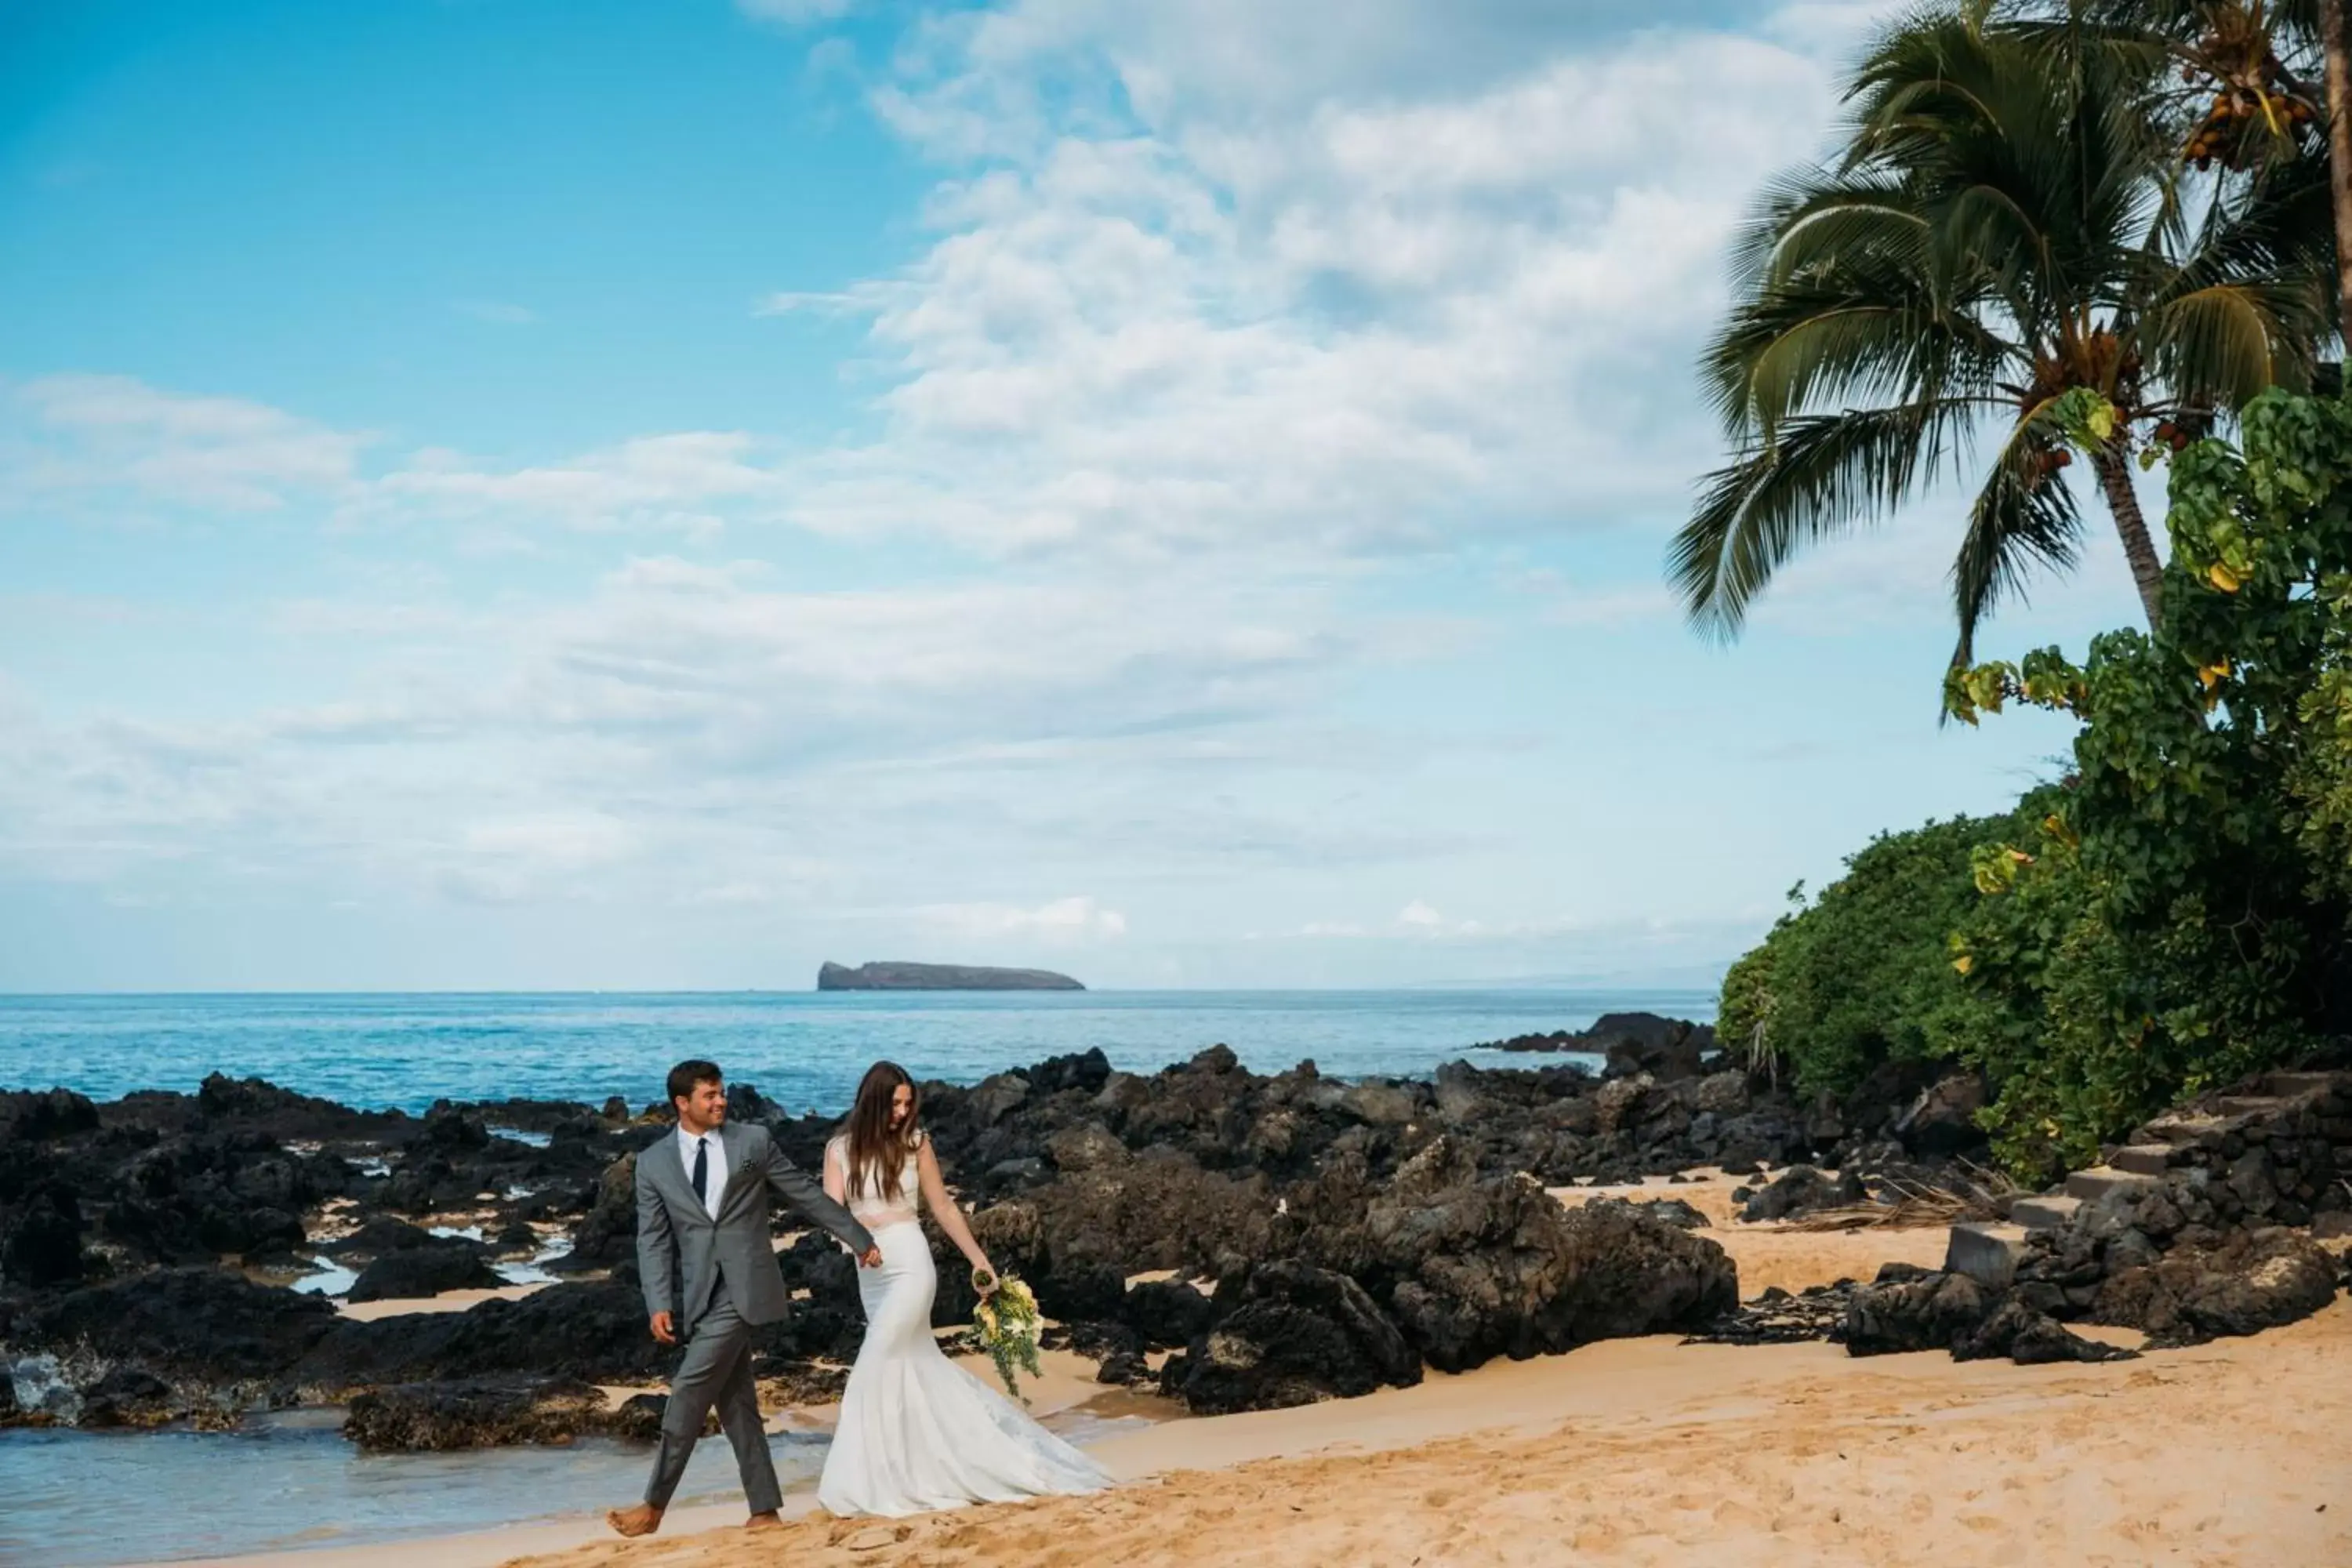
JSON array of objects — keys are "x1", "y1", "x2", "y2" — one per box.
[
  {"x1": 0, "y1": 1404, "x2": 1149, "y2": 1567},
  {"x1": 0, "y1": 989, "x2": 1712, "y2": 1566},
  {"x1": 0, "y1": 989, "x2": 1715, "y2": 1112}
]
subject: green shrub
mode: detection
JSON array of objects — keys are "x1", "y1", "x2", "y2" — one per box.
[
  {"x1": 1719, "y1": 814, "x2": 2018, "y2": 1099},
  {"x1": 1948, "y1": 390, "x2": 2352, "y2": 1173}
]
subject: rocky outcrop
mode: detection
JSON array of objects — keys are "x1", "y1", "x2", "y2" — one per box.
[
  {"x1": 1473, "y1": 1014, "x2": 1718, "y2": 1081},
  {"x1": 1951, "y1": 1298, "x2": 2136, "y2": 1365},
  {"x1": 0, "y1": 1073, "x2": 635, "y2": 1298},
  {"x1": 2, "y1": 1018, "x2": 2031, "y2": 1439},
  {"x1": 1838, "y1": 1263, "x2": 2134, "y2": 1363},
  {"x1": 1, "y1": 1185, "x2": 89, "y2": 1290},
  {"x1": 1143, "y1": 1137, "x2": 1737, "y2": 1414},
  {"x1": 0, "y1": 1089, "x2": 101, "y2": 1142},
  {"x1": 75, "y1": 1365, "x2": 187, "y2": 1428},
  {"x1": 298, "y1": 1279, "x2": 689, "y2": 1390},
  {"x1": 816, "y1": 961, "x2": 1084, "y2": 991},
  {"x1": 1159, "y1": 1261, "x2": 1418, "y2": 1414},
  {"x1": 551, "y1": 1151, "x2": 641, "y2": 1272},
  {"x1": 1839, "y1": 1264, "x2": 1991, "y2": 1355},
  {"x1": 1122, "y1": 1278, "x2": 1218, "y2": 1349},
  {"x1": 1893, "y1": 1073, "x2": 1989, "y2": 1158},
  {"x1": 346, "y1": 1240, "x2": 505, "y2": 1304},
  {"x1": 14, "y1": 1267, "x2": 343, "y2": 1380},
  {"x1": 342, "y1": 1377, "x2": 648, "y2": 1451},
  {"x1": 1686, "y1": 1280, "x2": 1857, "y2": 1345},
  {"x1": 1735, "y1": 1164, "x2": 1867, "y2": 1223},
  {"x1": 1322, "y1": 1146, "x2": 1737, "y2": 1374},
  {"x1": 2092, "y1": 1227, "x2": 2342, "y2": 1346}
]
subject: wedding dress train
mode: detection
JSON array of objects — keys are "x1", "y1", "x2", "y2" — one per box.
[{"x1": 815, "y1": 1135, "x2": 1112, "y2": 1518}]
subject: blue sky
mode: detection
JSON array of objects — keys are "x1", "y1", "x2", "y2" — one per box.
[{"x1": 0, "y1": 0, "x2": 2145, "y2": 990}]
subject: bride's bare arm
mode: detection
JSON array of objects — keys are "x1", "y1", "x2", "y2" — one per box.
[
  {"x1": 916, "y1": 1138, "x2": 995, "y2": 1286},
  {"x1": 823, "y1": 1139, "x2": 848, "y2": 1207}
]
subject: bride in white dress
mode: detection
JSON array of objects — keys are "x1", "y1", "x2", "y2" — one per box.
[{"x1": 817, "y1": 1061, "x2": 1113, "y2": 1518}]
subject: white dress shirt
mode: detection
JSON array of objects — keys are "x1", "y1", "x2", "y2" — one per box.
[{"x1": 676, "y1": 1123, "x2": 729, "y2": 1220}]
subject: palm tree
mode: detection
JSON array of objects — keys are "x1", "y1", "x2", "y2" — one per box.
[
  {"x1": 2070, "y1": 1, "x2": 2352, "y2": 326},
  {"x1": 1673, "y1": 1, "x2": 2333, "y2": 662}
]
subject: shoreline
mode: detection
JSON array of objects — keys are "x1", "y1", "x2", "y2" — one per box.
[{"x1": 149, "y1": 1298, "x2": 2352, "y2": 1568}]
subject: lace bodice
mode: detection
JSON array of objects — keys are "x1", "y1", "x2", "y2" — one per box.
[{"x1": 827, "y1": 1131, "x2": 924, "y2": 1229}]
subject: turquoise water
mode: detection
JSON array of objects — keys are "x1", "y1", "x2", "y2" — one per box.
[
  {"x1": 0, "y1": 989, "x2": 1712, "y2": 1111},
  {"x1": 0, "y1": 1404, "x2": 1149, "y2": 1566}
]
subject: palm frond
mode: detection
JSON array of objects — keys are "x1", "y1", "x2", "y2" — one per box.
[
  {"x1": 1672, "y1": 399, "x2": 1983, "y2": 638},
  {"x1": 1951, "y1": 396, "x2": 2088, "y2": 665}
]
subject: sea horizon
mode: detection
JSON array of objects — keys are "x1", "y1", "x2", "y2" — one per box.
[
  {"x1": 0, "y1": 978, "x2": 1726, "y2": 996},
  {"x1": 0, "y1": 988, "x2": 1715, "y2": 1115}
]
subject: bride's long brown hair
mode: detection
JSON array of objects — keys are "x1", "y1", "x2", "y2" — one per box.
[{"x1": 842, "y1": 1060, "x2": 920, "y2": 1203}]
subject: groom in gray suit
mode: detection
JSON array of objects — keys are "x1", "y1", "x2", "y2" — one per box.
[{"x1": 607, "y1": 1059, "x2": 880, "y2": 1538}]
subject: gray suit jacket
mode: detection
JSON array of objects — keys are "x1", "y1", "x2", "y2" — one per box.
[{"x1": 634, "y1": 1120, "x2": 877, "y2": 1333}]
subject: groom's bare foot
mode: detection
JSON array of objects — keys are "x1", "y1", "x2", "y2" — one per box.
[
  {"x1": 746, "y1": 1512, "x2": 785, "y2": 1530},
  {"x1": 606, "y1": 1504, "x2": 663, "y2": 1537}
]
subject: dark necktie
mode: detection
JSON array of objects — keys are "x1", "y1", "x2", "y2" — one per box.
[{"x1": 691, "y1": 1136, "x2": 710, "y2": 1207}]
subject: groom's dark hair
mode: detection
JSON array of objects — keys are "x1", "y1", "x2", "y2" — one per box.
[{"x1": 666, "y1": 1059, "x2": 724, "y2": 1104}]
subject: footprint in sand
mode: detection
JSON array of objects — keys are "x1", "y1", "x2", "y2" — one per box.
[{"x1": 842, "y1": 1523, "x2": 912, "y2": 1552}]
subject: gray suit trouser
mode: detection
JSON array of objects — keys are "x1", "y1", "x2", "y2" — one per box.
[{"x1": 644, "y1": 1271, "x2": 781, "y2": 1514}]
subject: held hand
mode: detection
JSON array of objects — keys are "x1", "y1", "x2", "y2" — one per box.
[
  {"x1": 971, "y1": 1261, "x2": 999, "y2": 1298},
  {"x1": 648, "y1": 1310, "x2": 676, "y2": 1345},
  {"x1": 858, "y1": 1245, "x2": 884, "y2": 1269}
]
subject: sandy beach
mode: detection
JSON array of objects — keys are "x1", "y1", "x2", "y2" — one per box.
[
  {"x1": 156, "y1": 1182, "x2": 2352, "y2": 1568},
  {"x1": 499, "y1": 1302, "x2": 2352, "y2": 1568},
  {"x1": 185, "y1": 1301, "x2": 2352, "y2": 1568}
]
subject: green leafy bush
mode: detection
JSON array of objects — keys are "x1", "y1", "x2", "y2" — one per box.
[
  {"x1": 1726, "y1": 392, "x2": 2352, "y2": 1177},
  {"x1": 1719, "y1": 814, "x2": 2018, "y2": 1098},
  {"x1": 1947, "y1": 389, "x2": 2352, "y2": 1172}
]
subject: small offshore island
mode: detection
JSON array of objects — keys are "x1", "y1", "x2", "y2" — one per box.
[{"x1": 816, "y1": 960, "x2": 1085, "y2": 992}]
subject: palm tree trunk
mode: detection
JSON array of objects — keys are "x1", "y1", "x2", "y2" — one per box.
[
  {"x1": 2092, "y1": 443, "x2": 2165, "y2": 630},
  {"x1": 2324, "y1": 0, "x2": 2352, "y2": 318}
]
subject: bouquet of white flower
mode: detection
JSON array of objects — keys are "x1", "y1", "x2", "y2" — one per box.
[{"x1": 970, "y1": 1269, "x2": 1044, "y2": 1403}]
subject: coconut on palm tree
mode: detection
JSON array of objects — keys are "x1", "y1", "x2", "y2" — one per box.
[{"x1": 1674, "y1": 1, "x2": 2334, "y2": 661}]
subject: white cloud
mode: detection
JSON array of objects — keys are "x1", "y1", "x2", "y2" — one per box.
[
  {"x1": 910, "y1": 895, "x2": 1128, "y2": 941},
  {"x1": 742, "y1": 5, "x2": 1868, "y2": 568},
  {"x1": 0, "y1": 549, "x2": 1403, "y2": 920},
  {"x1": 0, "y1": 2, "x2": 1896, "y2": 588},
  {"x1": 371, "y1": 434, "x2": 777, "y2": 538},
  {"x1": 2, "y1": 374, "x2": 368, "y2": 512}
]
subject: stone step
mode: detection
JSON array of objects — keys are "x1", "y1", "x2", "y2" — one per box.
[
  {"x1": 2136, "y1": 1113, "x2": 2221, "y2": 1145},
  {"x1": 2215, "y1": 1095, "x2": 2288, "y2": 1117},
  {"x1": 2107, "y1": 1145, "x2": 2174, "y2": 1177},
  {"x1": 2009, "y1": 1193, "x2": 2082, "y2": 1231},
  {"x1": 2066, "y1": 1166, "x2": 2158, "y2": 1203},
  {"x1": 1945, "y1": 1221, "x2": 2027, "y2": 1290},
  {"x1": 2260, "y1": 1070, "x2": 2343, "y2": 1099}
]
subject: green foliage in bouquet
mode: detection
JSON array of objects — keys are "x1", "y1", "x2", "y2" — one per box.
[{"x1": 971, "y1": 1273, "x2": 1044, "y2": 1403}]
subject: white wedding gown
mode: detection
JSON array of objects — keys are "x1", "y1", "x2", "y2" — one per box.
[{"x1": 815, "y1": 1134, "x2": 1112, "y2": 1518}]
